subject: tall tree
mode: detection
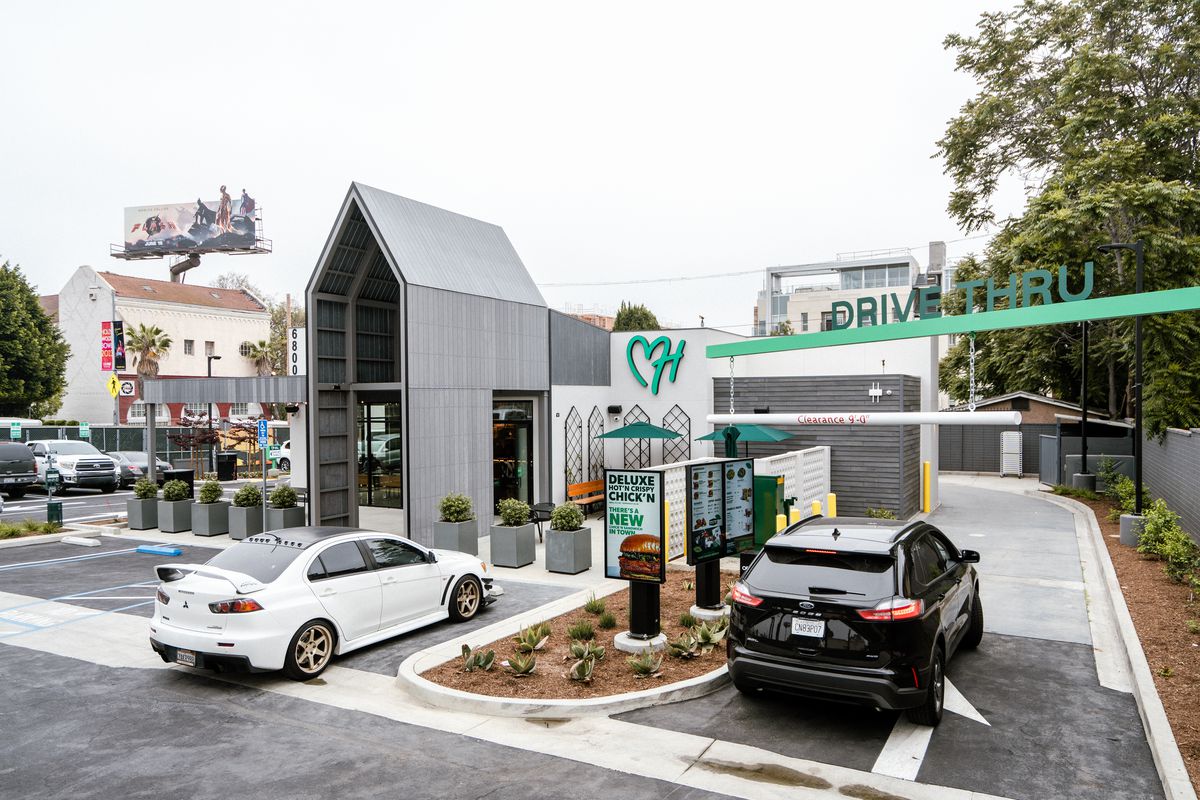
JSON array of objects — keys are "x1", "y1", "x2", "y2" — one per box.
[
  {"x1": 215, "y1": 271, "x2": 304, "y2": 376},
  {"x1": 937, "y1": 0, "x2": 1200, "y2": 436},
  {"x1": 243, "y1": 339, "x2": 273, "y2": 376},
  {"x1": 125, "y1": 324, "x2": 173, "y2": 389},
  {"x1": 0, "y1": 261, "x2": 68, "y2": 417},
  {"x1": 613, "y1": 301, "x2": 661, "y2": 332}
]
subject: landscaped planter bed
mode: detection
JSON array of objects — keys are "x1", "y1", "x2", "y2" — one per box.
[{"x1": 423, "y1": 569, "x2": 738, "y2": 700}]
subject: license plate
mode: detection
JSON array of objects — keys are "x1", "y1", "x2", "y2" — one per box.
[
  {"x1": 0, "y1": 477, "x2": 13, "y2": 483},
  {"x1": 791, "y1": 618, "x2": 825, "y2": 638},
  {"x1": 175, "y1": 648, "x2": 197, "y2": 667}
]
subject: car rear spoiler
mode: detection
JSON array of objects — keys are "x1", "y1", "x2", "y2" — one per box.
[{"x1": 155, "y1": 563, "x2": 265, "y2": 594}]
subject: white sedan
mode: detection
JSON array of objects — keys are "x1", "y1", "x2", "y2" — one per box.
[{"x1": 150, "y1": 527, "x2": 498, "y2": 680}]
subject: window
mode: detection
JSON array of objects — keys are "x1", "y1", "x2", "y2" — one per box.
[
  {"x1": 750, "y1": 546, "x2": 896, "y2": 598},
  {"x1": 800, "y1": 312, "x2": 809, "y2": 332},
  {"x1": 314, "y1": 542, "x2": 369, "y2": 579},
  {"x1": 229, "y1": 403, "x2": 249, "y2": 417},
  {"x1": 822, "y1": 310, "x2": 848, "y2": 331},
  {"x1": 128, "y1": 402, "x2": 168, "y2": 422},
  {"x1": 909, "y1": 536, "x2": 948, "y2": 586},
  {"x1": 840, "y1": 269, "x2": 863, "y2": 290},
  {"x1": 184, "y1": 340, "x2": 194, "y2": 356},
  {"x1": 364, "y1": 538, "x2": 426, "y2": 568},
  {"x1": 889, "y1": 265, "x2": 910, "y2": 286},
  {"x1": 206, "y1": 542, "x2": 304, "y2": 584},
  {"x1": 183, "y1": 402, "x2": 208, "y2": 417},
  {"x1": 239, "y1": 341, "x2": 253, "y2": 358},
  {"x1": 770, "y1": 293, "x2": 789, "y2": 318},
  {"x1": 863, "y1": 267, "x2": 887, "y2": 289},
  {"x1": 205, "y1": 341, "x2": 215, "y2": 357}
]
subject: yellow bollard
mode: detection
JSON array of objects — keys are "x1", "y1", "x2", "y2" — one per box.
[
  {"x1": 826, "y1": 493, "x2": 837, "y2": 517},
  {"x1": 789, "y1": 508, "x2": 802, "y2": 525},
  {"x1": 776, "y1": 513, "x2": 787, "y2": 532},
  {"x1": 922, "y1": 461, "x2": 932, "y2": 513},
  {"x1": 811, "y1": 500, "x2": 822, "y2": 516}
]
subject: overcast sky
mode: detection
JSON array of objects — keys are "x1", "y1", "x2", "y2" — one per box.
[{"x1": 1, "y1": 1, "x2": 1025, "y2": 331}]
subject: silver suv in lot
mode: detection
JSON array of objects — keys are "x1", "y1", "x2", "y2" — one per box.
[{"x1": 28, "y1": 440, "x2": 119, "y2": 493}]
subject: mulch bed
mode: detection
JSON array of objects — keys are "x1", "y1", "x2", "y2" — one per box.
[
  {"x1": 1066, "y1": 493, "x2": 1200, "y2": 793},
  {"x1": 423, "y1": 569, "x2": 740, "y2": 699}
]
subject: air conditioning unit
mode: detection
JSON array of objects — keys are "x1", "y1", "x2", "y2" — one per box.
[{"x1": 1000, "y1": 431, "x2": 1023, "y2": 478}]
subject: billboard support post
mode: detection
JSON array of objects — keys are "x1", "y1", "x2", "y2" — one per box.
[{"x1": 629, "y1": 582, "x2": 660, "y2": 639}]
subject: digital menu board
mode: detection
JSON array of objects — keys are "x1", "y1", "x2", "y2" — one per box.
[
  {"x1": 686, "y1": 462, "x2": 725, "y2": 565},
  {"x1": 722, "y1": 459, "x2": 755, "y2": 555}
]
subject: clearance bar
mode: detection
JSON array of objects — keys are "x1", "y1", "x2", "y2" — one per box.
[
  {"x1": 707, "y1": 412, "x2": 1022, "y2": 427},
  {"x1": 706, "y1": 286, "x2": 1200, "y2": 358}
]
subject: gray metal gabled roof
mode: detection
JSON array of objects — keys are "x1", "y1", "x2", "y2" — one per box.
[{"x1": 351, "y1": 182, "x2": 546, "y2": 307}]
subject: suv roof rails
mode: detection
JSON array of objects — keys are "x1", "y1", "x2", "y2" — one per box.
[
  {"x1": 782, "y1": 514, "x2": 824, "y2": 534},
  {"x1": 888, "y1": 521, "x2": 926, "y2": 543}
]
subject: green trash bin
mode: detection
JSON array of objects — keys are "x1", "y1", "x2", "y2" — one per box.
[
  {"x1": 47, "y1": 500, "x2": 63, "y2": 526},
  {"x1": 752, "y1": 474, "x2": 785, "y2": 547}
]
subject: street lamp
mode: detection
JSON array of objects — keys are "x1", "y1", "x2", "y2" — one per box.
[
  {"x1": 207, "y1": 355, "x2": 222, "y2": 473},
  {"x1": 1096, "y1": 240, "x2": 1145, "y2": 515}
]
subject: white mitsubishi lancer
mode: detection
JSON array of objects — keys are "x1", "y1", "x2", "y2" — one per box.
[{"x1": 150, "y1": 527, "x2": 499, "y2": 680}]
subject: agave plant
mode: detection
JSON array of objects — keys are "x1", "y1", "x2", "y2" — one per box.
[
  {"x1": 627, "y1": 649, "x2": 663, "y2": 678},
  {"x1": 503, "y1": 652, "x2": 537, "y2": 676},
  {"x1": 667, "y1": 632, "x2": 699, "y2": 660},
  {"x1": 567, "y1": 639, "x2": 606, "y2": 663},
  {"x1": 565, "y1": 656, "x2": 596, "y2": 683},
  {"x1": 691, "y1": 621, "x2": 728, "y2": 654},
  {"x1": 513, "y1": 626, "x2": 550, "y2": 654},
  {"x1": 530, "y1": 621, "x2": 552, "y2": 640},
  {"x1": 583, "y1": 593, "x2": 606, "y2": 614},
  {"x1": 460, "y1": 644, "x2": 495, "y2": 673}
]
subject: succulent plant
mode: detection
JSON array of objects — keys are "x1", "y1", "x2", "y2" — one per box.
[
  {"x1": 626, "y1": 649, "x2": 663, "y2": 678},
  {"x1": 597, "y1": 611, "x2": 617, "y2": 630},
  {"x1": 667, "y1": 633, "x2": 699, "y2": 659},
  {"x1": 461, "y1": 644, "x2": 495, "y2": 673},
  {"x1": 565, "y1": 656, "x2": 595, "y2": 683},
  {"x1": 568, "y1": 639, "x2": 606, "y2": 663},
  {"x1": 531, "y1": 621, "x2": 552, "y2": 640},
  {"x1": 567, "y1": 619, "x2": 595, "y2": 641},
  {"x1": 583, "y1": 594, "x2": 606, "y2": 615},
  {"x1": 691, "y1": 620, "x2": 728, "y2": 654},
  {"x1": 503, "y1": 652, "x2": 537, "y2": 676},
  {"x1": 683, "y1": 580, "x2": 695, "y2": 591},
  {"x1": 513, "y1": 626, "x2": 549, "y2": 654}
]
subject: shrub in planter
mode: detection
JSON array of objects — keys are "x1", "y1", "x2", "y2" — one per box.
[
  {"x1": 230, "y1": 484, "x2": 264, "y2": 540},
  {"x1": 158, "y1": 480, "x2": 194, "y2": 533},
  {"x1": 492, "y1": 498, "x2": 535, "y2": 568},
  {"x1": 266, "y1": 484, "x2": 304, "y2": 530},
  {"x1": 127, "y1": 478, "x2": 159, "y2": 530},
  {"x1": 546, "y1": 502, "x2": 590, "y2": 574},
  {"x1": 434, "y1": 492, "x2": 478, "y2": 555},
  {"x1": 193, "y1": 478, "x2": 230, "y2": 537}
]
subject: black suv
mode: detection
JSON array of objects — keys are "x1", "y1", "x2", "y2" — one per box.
[{"x1": 728, "y1": 516, "x2": 982, "y2": 726}]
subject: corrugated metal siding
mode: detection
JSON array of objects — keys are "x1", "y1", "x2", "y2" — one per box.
[
  {"x1": 353, "y1": 183, "x2": 546, "y2": 307},
  {"x1": 407, "y1": 286, "x2": 549, "y2": 391},
  {"x1": 712, "y1": 375, "x2": 921, "y2": 518},
  {"x1": 550, "y1": 310, "x2": 609, "y2": 386},
  {"x1": 1144, "y1": 428, "x2": 1200, "y2": 542},
  {"x1": 405, "y1": 388, "x2": 492, "y2": 545},
  {"x1": 141, "y1": 376, "x2": 307, "y2": 404}
]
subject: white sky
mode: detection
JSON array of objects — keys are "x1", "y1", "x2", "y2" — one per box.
[{"x1": 1, "y1": 1, "x2": 1025, "y2": 331}]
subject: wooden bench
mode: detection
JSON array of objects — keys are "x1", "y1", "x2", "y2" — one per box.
[{"x1": 567, "y1": 479, "x2": 606, "y2": 518}]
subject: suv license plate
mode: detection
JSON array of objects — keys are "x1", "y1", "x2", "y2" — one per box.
[
  {"x1": 791, "y1": 618, "x2": 825, "y2": 638},
  {"x1": 175, "y1": 649, "x2": 197, "y2": 667}
]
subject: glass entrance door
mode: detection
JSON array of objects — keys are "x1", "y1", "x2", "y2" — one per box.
[
  {"x1": 493, "y1": 400, "x2": 533, "y2": 511},
  {"x1": 357, "y1": 401, "x2": 403, "y2": 509}
]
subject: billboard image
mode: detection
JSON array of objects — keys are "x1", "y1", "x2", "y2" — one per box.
[
  {"x1": 604, "y1": 469, "x2": 666, "y2": 583},
  {"x1": 124, "y1": 186, "x2": 258, "y2": 254}
]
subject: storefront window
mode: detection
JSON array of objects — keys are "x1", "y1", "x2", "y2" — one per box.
[
  {"x1": 357, "y1": 401, "x2": 403, "y2": 509},
  {"x1": 493, "y1": 400, "x2": 533, "y2": 510}
]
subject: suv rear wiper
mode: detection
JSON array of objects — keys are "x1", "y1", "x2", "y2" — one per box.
[{"x1": 807, "y1": 586, "x2": 865, "y2": 596}]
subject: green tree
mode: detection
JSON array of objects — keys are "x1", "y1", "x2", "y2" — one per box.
[
  {"x1": 125, "y1": 324, "x2": 173, "y2": 388},
  {"x1": 0, "y1": 261, "x2": 68, "y2": 417},
  {"x1": 770, "y1": 320, "x2": 794, "y2": 336},
  {"x1": 937, "y1": 0, "x2": 1200, "y2": 436},
  {"x1": 215, "y1": 271, "x2": 304, "y2": 376},
  {"x1": 243, "y1": 339, "x2": 273, "y2": 376},
  {"x1": 613, "y1": 301, "x2": 660, "y2": 332}
]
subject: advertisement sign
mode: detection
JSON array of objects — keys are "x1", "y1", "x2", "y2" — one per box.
[
  {"x1": 112, "y1": 321, "x2": 126, "y2": 371},
  {"x1": 118, "y1": 379, "x2": 136, "y2": 397},
  {"x1": 123, "y1": 187, "x2": 258, "y2": 254},
  {"x1": 100, "y1": 321, "x2": 113, "y2": 370},
  {"x1": 604, "y1": 469, "x2": 665, "y2": 583},
  {"x1": 686, "y1": 462, "x2": 725, "y2": 565},
  {"x1": 288, "y1": 327, "x2": 306, "y2": 376},
  {"x1": 723, "y1": 459, "x2": 755, "y2": 555}
]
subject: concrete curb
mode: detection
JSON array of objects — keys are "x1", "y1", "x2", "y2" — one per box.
[
  {"x1": 396, "y1": 580, "x2": 730, "y2": 718},
  {"x1": 0, "y1": 521, "x2": 126, "y2": 549},
  {"x1": 1034, "y1": 490, "x2": 1197, "y2": 800}
]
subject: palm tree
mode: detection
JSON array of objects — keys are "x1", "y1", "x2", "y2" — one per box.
[
  {"x1": 244, "y1": 339, "x2": 272, "y2": 376},
  {"x1": 126, "y1": 324, "x2": 172, "y2": 387}
]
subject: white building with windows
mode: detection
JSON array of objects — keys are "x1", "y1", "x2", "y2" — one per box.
[{"x1": 46, "y1": 266, "x2": 272, "y2": 424}]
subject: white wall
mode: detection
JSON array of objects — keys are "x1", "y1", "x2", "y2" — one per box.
[{"x1": 57, "y1": 266, "x2": 116, "y2": 424}]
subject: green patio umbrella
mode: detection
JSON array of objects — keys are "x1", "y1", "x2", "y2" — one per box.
[
  {"x1": 596, "y1": 420, "x2": 681, "y2": 439},
  {"x1": 697, "y1": 423, "x2": 796, "y2": 457}
]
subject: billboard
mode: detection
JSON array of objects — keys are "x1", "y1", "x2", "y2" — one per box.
[
  {"x1": 124, "y1": 187, "x2": 258, "y2": 254},
  {"x1": 604, "y1": 469, "x2": 666, "y2": 583}
]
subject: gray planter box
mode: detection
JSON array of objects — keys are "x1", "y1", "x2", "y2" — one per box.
[
  {"x1": 158, "y1": 499, "x2": 195, "y2": 533},
  {"x1": 491, "y1": 522, "x2": 536, "y2": 568},
  {"x1": 266, "y1": 506, "x2": 305, "y2": 531},
  {"x1": 546, "y1": 527, "x2": 591, "y2": 574},
  {"x1": 434, "y1": 519, "x2": 478, "y2": 555},
  {"x1": 126, "y1": 497, "x2": 158, "y2": 531},
  {"x1": 230, "y1": 506, "x2": 263, "y2": 540},
  {"x1": 193, "y1": 501, "x2": 230, "y2": 537}
]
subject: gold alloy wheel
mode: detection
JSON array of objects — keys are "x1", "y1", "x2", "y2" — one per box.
[
  {"x1": 294, "y1": 624, "x2": 333, "y2": 674},
  {"x1": 455, "y1": 579, "x2": 480, "y2": 618}
]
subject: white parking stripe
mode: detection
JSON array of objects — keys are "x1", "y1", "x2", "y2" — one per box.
[{"x1": 872, "y1": 717, "x2": 934, "y2": 781}]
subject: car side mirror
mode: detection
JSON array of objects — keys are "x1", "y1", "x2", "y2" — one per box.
[
  {"x1": 426, "y1": 551, "x2": 437, "y2": 563},
  {"x1": 959, "y1": 549, "x2": 980, "y2": 564}
]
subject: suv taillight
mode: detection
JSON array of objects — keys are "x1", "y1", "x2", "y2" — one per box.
[
  {"x1": 208, "y1": 598, "x2": 264, "y2": 614},
  {"x1": 731, "y1": 582, "x2": 763, "y2": 607},
  {"x1": 858, "y1": 597, "x2": 924, "y2": 622}
]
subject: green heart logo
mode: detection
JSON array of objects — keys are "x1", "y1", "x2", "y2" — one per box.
[{"x1": 626, "y1": 335, "x2": 686, "y2": 395}]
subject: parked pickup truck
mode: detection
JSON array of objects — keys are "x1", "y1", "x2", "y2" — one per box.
[
  {"x1": 0, "y1": 442, "x2": 38, "y2": 499},
  {"x1": 29, "y1": 440, "x2": 119, "y2": 493}
]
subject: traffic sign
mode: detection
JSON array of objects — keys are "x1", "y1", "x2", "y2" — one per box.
[
  {"x1": 106, "y1": 373, "x2": 121, "y2": 398},
  {"x1": 46, "y1": 468, "x2": 60, "y2": 490},
  {"x1": 79, "y1": 422, "x2": 91, "y2": 439},
  {"x1": 118, "y1": 379, "x2": 136, "y2": 397},
  {"x1": 257, "y1": 419, "x2": 269, "y2": 447},
  {"x1": 9, "y1": 421, "x2": 20, "y2": 441}
]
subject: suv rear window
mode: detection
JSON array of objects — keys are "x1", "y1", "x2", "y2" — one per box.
[
  {"x1": 204, "y1": 542, "x2": 304, "y2": 584},
  {"x1": 0, "y1": 443, "x2": 34, "y2": 464},
  {"x1": 748, "y1": 546, "x2": 896, "y2": 598}
]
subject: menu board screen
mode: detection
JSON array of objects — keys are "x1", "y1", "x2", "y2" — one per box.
[
  {"x1": 686, "y1": 462, "x2": 725, "y2": 565},
  {"x1": 723, "y1": 459, "x2": 755, "y2": 556}
]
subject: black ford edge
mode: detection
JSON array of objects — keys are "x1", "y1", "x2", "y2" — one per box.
[{"x1": 727, "y1": 516, "x2": 982, "y2": 726}]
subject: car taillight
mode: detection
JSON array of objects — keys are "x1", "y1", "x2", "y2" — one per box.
[
  {"x1": 858, "y1": 597, "x2": 924, "y2": 622},
  {"x1": 208, "y1": 598, "x2": 264, "y2": 614},
  {"x1": 130, "y1": 466, "x2": 143, "y2": 474},
  {"x1": 155, "y1": 587, "x2": 169, "y2": 605},
  {"x1": 731, "y1": 582, "x2": 763, "y2": 607}
]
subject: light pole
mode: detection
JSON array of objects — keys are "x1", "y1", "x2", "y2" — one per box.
[
  {"x1": 207, "y1": 355, "x2": 222, "y2": 474},
  {"x1": 1097, "y1": 240, "x2": 1145, "y2": 515}
]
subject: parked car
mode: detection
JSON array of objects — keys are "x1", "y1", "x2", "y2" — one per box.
[
  {"x1": 150, "y1": 527, "x2": 499, "y2": 680},
  {"x1": 0, "y1": 442, "x2": 39, "y2": 498},
  {"x1": 357, "y1": 434, "x2": 402, "y2": 474},
  {"x1": 273, "y1": 440, "x2": 291, "y2": 472},
  {"x1": 107, "y1": 451, "x2": 173, "y2": 486},
  {"x1": 727, "y1": 516, "x2": 982, "y2": 726},
  {"x1": 28, "y1": 440, "x2": 119, "y2": 493}
]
